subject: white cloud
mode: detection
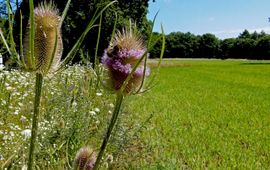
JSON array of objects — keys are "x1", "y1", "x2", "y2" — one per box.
[
  {"x1": 212, "y1": 26, "x2": 270, "y2": 39},
  {"x1": 248, "y1": 27, "x2": 270, "y2": 33}
]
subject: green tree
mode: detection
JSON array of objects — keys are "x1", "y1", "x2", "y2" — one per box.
[
  {"x1": 219, "y1": 38, "x2": 236, "y2": 59},
  {"x1": 165, "y1": 32, "x2": 198, "y2": 58},
  {"x1": 233, "y1": 38, "x2": 256, "y2": 59},
  {"x1": 256, "y1": 36, "x2": 270, "y2": 60},
  {"x1": 13, "y1": 0, "x2": 152, "y2": 62},
  {"x1": 197, "y1": 33, "x2": 219, "y2": 58},
  {"x1": 238, "y1": 29, "x2": 251, "y2": 39}
]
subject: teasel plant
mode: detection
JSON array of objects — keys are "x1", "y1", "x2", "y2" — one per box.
[
  {"x1": 23, "y1": 2, "x2": 63, "y2": 170},
  {"x1": 93, "y1": 16, "x2": 165, "y2": 169},
  {"x1": 73, "y1": 146, "x2": 97, "y2": 170},
  {"x1": 0, "y1": 0, "x2": 116, "y2": 169}
]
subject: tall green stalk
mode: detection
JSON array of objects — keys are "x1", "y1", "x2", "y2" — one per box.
[
  {"x1": 27, "y1": 73, "x2": 43, "y2": 170},
  {"x1": 93, "y1": 93, "x2": 124, "y2": 170}
]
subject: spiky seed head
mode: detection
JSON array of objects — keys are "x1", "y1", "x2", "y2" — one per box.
[
  {"x1": 23, "y1": 1, "x2": 63, "y2": 75},
  {"x1": 74, "y1": 146, "x2": 97, "y2": 170},
  {"x1": 111, "y1": 28, "x2": 144, "y2": 50},
  {"x1": 102, "y1": 27, "x2": 150, "y2": 94}
]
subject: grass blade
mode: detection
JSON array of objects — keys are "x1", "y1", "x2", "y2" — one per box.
[
  {"x1": 59, "y1": 0, "x2": 72, "y2": 28},
  {"x1": 136, "y1": 11, "x2": 159, "y2": 93},
  {"x1": 0, "y1": 28, "x2": 11, "y2": 55},
  {"x1": 109, "y1": 12, "x2": 118, "y2": 44},
  {"x1": 94, "y1": 13, "x2": 102, "y2": 69},
  {"x1": 142, "y1": 24, "x2": 165, "y2": 92},
  {"x1": 29, "y1": 0, "x2": 35, "y2": 70},
  {"x1": 6, "y1": 0, "x2": 20, "y2": 63},
  {"x1": 59, "y1": 1, "x2": 117, "y2": 70},
  {"x1": 20, "y1": 10, "x2": 23, "y2": 57}
]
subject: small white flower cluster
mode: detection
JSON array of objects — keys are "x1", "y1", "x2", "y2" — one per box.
[
  {"x1": 0, "y1": 65, "x2": 114, "y2": 167},
  {"x1": 0, "y1": 54, "x2": 4, "y2": 70},
  {"x1": 21, "y1": 129, "x2": 31, "y2": 139}
]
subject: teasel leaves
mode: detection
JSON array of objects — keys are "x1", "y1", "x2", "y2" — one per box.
[{"x1": 23, "y1": 1, "x2": 63, "y2": 75}]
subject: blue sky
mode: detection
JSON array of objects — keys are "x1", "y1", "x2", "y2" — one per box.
[{"x1": 147, "y1": 0, "x2": 270, "y2": 39}]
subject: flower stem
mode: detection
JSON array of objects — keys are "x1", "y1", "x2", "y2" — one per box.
[
  {"x1": 93, "y1": 93, "x2": 124, "y2": 170},
  {"x1": 28, "y1": 73, "x2": 43, "y2": 170}
]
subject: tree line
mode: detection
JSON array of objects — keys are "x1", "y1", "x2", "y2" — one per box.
[{"x1": 150, "y1": 30, "x2": 270, "y2": 60}]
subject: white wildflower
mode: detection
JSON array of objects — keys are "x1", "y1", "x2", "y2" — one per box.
[
  {"x1": 96, "y1": 92, "x2": 102, "y2": 96},
  {"x1": 0, "y1": 154, "x2": 4, "y2": 161},
  {"x1": 109, "y1": 103, "x2": 114, "y2": 108},
  {"x1": 1, "y1": 100, "x2": 6, "y2": 105},
  {"x1": 94, "y1": 108, "x2": 100, "y2": 113},
  {"x1": 72, "y1": 101, "x2": 77, "y2": 107},
  {"x1": 14, "y1": 92, "x2": 20, "y2": 96},
  {"x1": 6, "y1": 86, "x2": 13, "y2": 91},
  {"x1": 106, "y1": 154, "x2": 113, "y2": 163},
  {"x1": 3, "y1": 135, "x2": 8, "y2": 141},
  {"x1": 14, "y1": 110, "x2": 19, "y2": 115},
  {"x1": 10, "y1": 131, "x2": 15, "y2": 137},
  {"x1": 21, "y1": 129, "x2": 31, "y2": 139},
  {"x1": 18, "y1": 102, "x2": 23, "y2": 107},
  {"x1": 21, "y1": 165, "x2": 27, "y2": 170},
  {"x1": 20, "y1": 116, "x2": 27, "y2": 122},
  {"x1": 89, "y1": 111, "x2": 96, "y2": 116},
  {"x1": 4, "y1": 83, "x2": 10, "y2": 87}
]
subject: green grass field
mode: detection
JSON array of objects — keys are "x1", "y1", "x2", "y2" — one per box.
[
  {"x1": 1, "y1": 59, "x2": 270, "y2": 169},
  {"x1": 130, "y1": 59, "x2": 270, "y2": 169}
]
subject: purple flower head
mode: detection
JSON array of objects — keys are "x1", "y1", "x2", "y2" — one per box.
[
  {"x1": 135, "y1": 66, "x2": 150, "y2": 77},
  {"x1": 112, "y1": 60, "x2": 132, "y2": 74},
  {"x1": 118, "y1": 48, "x2": 146, "y2": 59},
  {"x1": 101, "y1": 51, "x2": 112, "y2": 66},
  {"x1": 102, "y1": 28, "x2": 150, "y2": 94},
  {"x1": 74, "y1": 146, "x2": 96, "y2": 170}
]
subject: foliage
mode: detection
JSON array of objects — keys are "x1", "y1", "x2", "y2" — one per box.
[
  {"x1": 151, "y1": 30, "x2": 270, "y2": 60},
  {"x1": 256, "y1": 35, "x2": 270, "y2": 59},
  {"x1": 197, "y1": 33, "x2": 220, "y2": 58},
  {"x1": 11, "y1": 0, "x2": 152, "y2": 63},
  {"x1": 164, "y1": 32, "x2": 198, "y2": 58}
]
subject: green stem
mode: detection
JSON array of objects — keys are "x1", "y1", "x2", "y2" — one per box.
[
  {"x1": 27, "y1": 73, "x2": 43, "y2": 170},
  {"x1": 93, "y1": 93, "x2": 124, "y2": 170}
]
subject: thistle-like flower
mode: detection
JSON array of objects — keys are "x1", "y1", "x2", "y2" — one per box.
[
  {"x1": 74, "y1": 146, "x2": 97, "y2": 170},
  {"x1": 23, "y1": 2, "x2": 63, "y2": 75},
  {"x1": 102, "y1": 27, "x2": 150, "y2": 94}
]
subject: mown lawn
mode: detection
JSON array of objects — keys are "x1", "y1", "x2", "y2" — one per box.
[{"x1": 130, "y1": 59, "x2": 270, "y2": 169}]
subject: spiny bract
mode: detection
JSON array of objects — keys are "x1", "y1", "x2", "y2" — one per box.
[{"x1": 23, "y1": 1, "x2": 63, "y2": 75}]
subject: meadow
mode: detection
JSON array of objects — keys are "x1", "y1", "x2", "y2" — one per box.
[
  {"x1": 130, "y1": 59, "x2": 270, "y2": 169},
  {"x1": 1, "y1": 59, "x2": 270, "y2": 169}
]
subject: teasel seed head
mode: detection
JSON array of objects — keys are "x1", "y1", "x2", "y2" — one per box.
[
  {"x1": 102, "y1": 27, "x2": 150, "y2": 94},
  {"x1": 23, "y1": 1, "x2": 63, "y2": 75},
  {"x1": 74, "y1": 146, "x2": 97, "y2": 170}
]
